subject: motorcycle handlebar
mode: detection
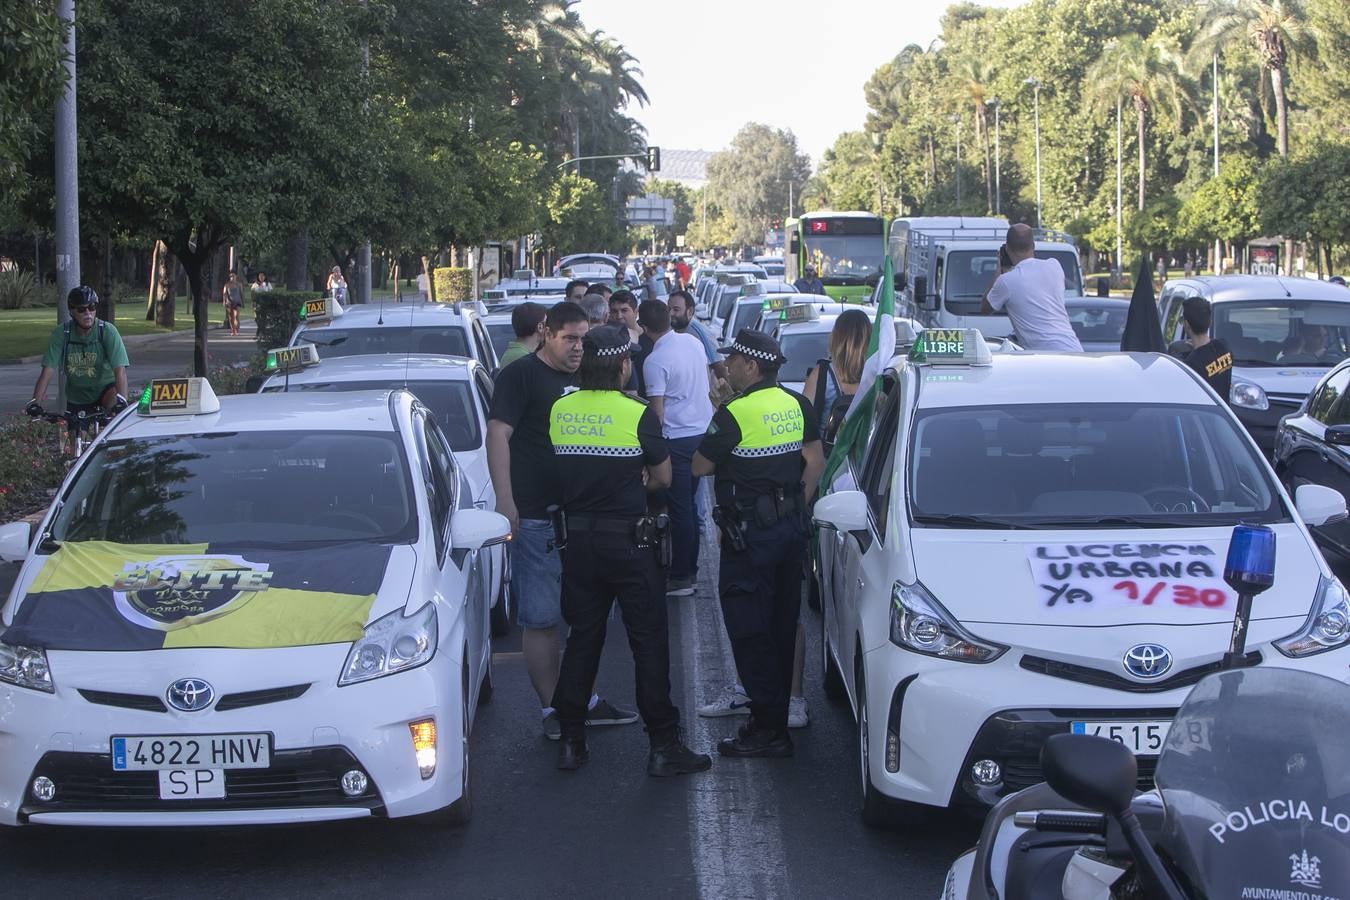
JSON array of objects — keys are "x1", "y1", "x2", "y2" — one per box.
[{"x1": 1013, "y1": 809, "x2": 1108, "y2": 834}]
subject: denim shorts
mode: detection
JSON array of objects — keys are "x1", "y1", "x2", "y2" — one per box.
[{"x1": 512, "y1": 518, "x2": 563, "y2": 629}]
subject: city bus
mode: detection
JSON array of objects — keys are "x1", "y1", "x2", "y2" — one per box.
[{"x1": 785, "y1": 211, "x2": 886, "y2": 303}]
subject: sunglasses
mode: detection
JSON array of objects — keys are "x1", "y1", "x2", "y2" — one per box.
[{"x1": 69, "y1": 304, "x2": 98, "y2": 312}]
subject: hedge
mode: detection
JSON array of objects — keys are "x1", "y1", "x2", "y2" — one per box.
[
  {"x1": 254, "y1": 289, "x2": 321, "y2": 351},
  {"x1": 0, "y1": 416, "x2": 68, "y2": 520},
  {"x1": 432, "y1": 267, "x2": 473, "y2": 303}
]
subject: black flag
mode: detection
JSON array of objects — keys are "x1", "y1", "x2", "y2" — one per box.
[{"x1": 1120, "y1": 257, "x2": 1165, "y2": 352}]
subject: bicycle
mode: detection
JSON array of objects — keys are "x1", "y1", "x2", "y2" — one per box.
[{"x1": 30, "y1": 406, "x2": 118, "y2": 461}]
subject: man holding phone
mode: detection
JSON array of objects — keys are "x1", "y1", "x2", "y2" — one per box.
[{"x1": 981, "y1": 223, "x2": 1082, "y2": 352}]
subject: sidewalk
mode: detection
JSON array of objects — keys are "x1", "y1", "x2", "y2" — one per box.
[{"x1": 0, "y1": 321, "x2": 258, "y2": 414}]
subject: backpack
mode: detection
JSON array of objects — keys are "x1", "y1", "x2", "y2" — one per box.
[{"x1": 811, "y1": 358, "x2": 855, "y2": 452}]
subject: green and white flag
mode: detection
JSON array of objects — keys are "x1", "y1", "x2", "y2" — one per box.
[{"x1": 819, "y1": 255, "x2": 896, "y2": 491}]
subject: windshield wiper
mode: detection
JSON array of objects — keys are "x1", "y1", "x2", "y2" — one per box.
[
  {"x1": 303, "y1": 335, "x2": 348, "y2": 348},
  {"x1": 1018, "y1": 515, "x2": 1202, "y2": 529},
  {"x1": 911, "y1": 513, "x2": 1024, "y2": 529}
]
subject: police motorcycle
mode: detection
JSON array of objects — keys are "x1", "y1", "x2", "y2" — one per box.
[{"x1": 941, "y1": 525, "x2": 1350, "y2": 900}]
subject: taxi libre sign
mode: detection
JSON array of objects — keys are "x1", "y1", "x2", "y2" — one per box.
[{"x1": 1028, "y1": 542, "x2": 1232, "y2": 610}]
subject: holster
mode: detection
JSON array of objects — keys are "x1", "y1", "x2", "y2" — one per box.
[
  {"x1": 712, "y1": 505, "x2": 748, "y2": 553},
  {"x1": 547, "y1": 504, "x2": 567, "y2": 552},
  {"x1": 654, "y1": 514, "x2": 673, "y2": 568},
  {"x1": 741, "y1": 489, "x2": 803, "y2": 528}
]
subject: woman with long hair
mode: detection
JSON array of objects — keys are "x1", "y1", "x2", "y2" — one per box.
[{"x1": 802, "y1": 308, "x2": 872, "y2": 447}]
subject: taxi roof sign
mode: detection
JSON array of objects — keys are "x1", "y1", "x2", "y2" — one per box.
[
  {"x1": 907, "y1": 328, "x2": 992, "y2": 366},
  {"x1": 298, "y1": 296, "x2": 344, "y2": 323},
  {"x1": 137, "y1": 377, "x2": 221, "y2": 416},
  {"x1": 742, "y1": 281, "x2": 765, "y2": 296},
  {"x1": 779, "y1": 304, "x2": 820, "y2": 324},
  {"x1": 762, "y1": 294, "x2": 795, "y2": 311},
  {"x1": 265, "y1": 343, "x2": 320, "y2": 373}
]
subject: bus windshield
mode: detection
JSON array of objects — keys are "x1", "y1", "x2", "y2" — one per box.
[
  {"x1": 803, "y1": 236, "x2": 885, "y2": 283},
  {"x1": 942, "y1": 250, "x2": 1083, "y2": 316}
]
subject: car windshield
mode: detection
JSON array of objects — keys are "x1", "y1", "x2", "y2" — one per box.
[
  {"x1": 779, "y1": 332, "x2": 830, "y2": 384},
  {"x1": 909, "y1": 403, "x2": 1284, "y2": 527},
  {"x1": 943, "y1": 250, "x2": 1083, "y2": 316},
  {"x1": 51, "y1": 431, "x2": 417, "y2": 545},
  {"x1": 296, "y1": 326, "x2": 470, "y2": 359},
  {"x1": 730, "y1": 302, "x2": 769, "y2": 340},
  {"x1": 1067, "y1": 304, "x2": 1128, "y2": 346},
  {"x1": 1211, "y1": 299, "x2": 1350, "y2": 367},
  {"x1": 803, "y1": 236, "x2": 884, "y2": 283},
  {"x1": 263, "y1": 380, "x2": 480, "y2": 451},
  {"x1": 486, "y1": 322, "x2": 514, "y2": 358},
  {"x1": 716, "y1": 286, "x2": 743, "y2": 321},
  {"x1": 506, "y1": 286, "x2": 565, "y2": 297}
]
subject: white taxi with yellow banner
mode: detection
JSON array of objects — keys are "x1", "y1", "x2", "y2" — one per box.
[
  {"x1": 0, "y1": 378, "x2": 509, "y2": 827},
  {"x1": 811, "y1": 330, "x2": 1350, "y2": 826}
]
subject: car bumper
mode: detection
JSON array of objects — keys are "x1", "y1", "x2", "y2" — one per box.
[
  {"x1": 0, "y1": 644, "x2": 464, "y2": 826},
  {"x1": 860, "y1": 637, "x2": 1349, "y2": 810}
]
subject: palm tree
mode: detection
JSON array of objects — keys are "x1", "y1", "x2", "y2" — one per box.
[
  {"x1": 1194, "y1": 0, "x2": 1310, "y2": 157},
  {"x1": 958, "y1": 59, "x2": 995, "y2": 213},
  {"x1": 1085, "y1": 34, "x2": 1190, "y2": 211}
]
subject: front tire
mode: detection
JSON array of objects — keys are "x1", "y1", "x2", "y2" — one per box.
[
  {"x1": 855, "y1": 660, "x2": 925, "y2": 829},
  {"x1": 423, "y1": 667, "x2": 474, "y2": 827}
]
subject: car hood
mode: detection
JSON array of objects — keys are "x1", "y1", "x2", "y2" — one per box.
[
  {"x1": 1, "y1": 542, "x2": 417, "y2": 651},
  {"x1": 1234, "y1": 365, "x2": 1327, "y2": 397},
  {"x1": 910, "y1": 523, "x2": 1318, "y2": 627}
]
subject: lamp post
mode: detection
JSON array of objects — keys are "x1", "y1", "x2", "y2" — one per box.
[
  {"x1": 1023, "y1": 77, "x2": 1042, "y2": 227},
  {"x1": 985, "y1": 97, "x2": 1001, "y2": 215},
  {"x1": 1212, "y1": 52, "x2": 1222, "y2": 274},
  {"x1": 950, "y1": 115, "x2": 962, "y2": 209}
]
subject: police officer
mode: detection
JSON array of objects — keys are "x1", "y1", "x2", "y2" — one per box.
[
  {"x1": 548, "y1": 325, "x2": 712, "y2": 777},
  {"x1": 693, "y1": 329, "x2": 825, "y2": 757}
]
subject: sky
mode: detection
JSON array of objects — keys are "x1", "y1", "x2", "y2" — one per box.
[{"x1": 577, "y1": 0, "x2": 1017, "y2": 165}]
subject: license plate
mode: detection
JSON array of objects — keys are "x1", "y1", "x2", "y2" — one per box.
[
  {"x1": 158, "y1": 768, "x2": 225, "y2": 800},
  {"x1": 111, "y1": 733, "x2": 271, "y2": 771},
  {"x1": 1070, "y1": 720, "x2": 1170, "y2": 756}
]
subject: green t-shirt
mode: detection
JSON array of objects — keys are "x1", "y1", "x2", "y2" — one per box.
[
  {"x1": 498, "y1": 341, "x2": 532, "y2": 370},
  {"x1": 41, "y1": 320, "x2": 130, "y2": 404}
]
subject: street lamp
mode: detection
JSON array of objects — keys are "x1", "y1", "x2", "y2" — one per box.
[
  {"x1": 985, "y1": 97, "x2": 1001, "y2": 215},
  {"x1": 1023, "y1": 77, "x2": 1042, "y2": 227},
  {"x1": 950, "y1": 114, "x2": 962, "y2": 209}
]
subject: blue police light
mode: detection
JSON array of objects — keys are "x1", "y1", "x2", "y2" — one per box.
[{"x1": 1224, "y1": 524, "x2": 1276, "y2": 595}]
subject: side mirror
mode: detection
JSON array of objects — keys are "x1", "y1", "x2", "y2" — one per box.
[
  {"x1": 812, "y1": 490, "x2": 868, "y2": 533},
  {"x1": 913, "y1": 275, "x2": 936, "y2": 311},
  {"x1": 1096, "y1": 277, "x2": 1110, "y2": 298},
  {"x1": 452, "y1": 508, "x2": 512, "y2": 551},
  {"x1": 1041, "y1": 733, "x2": 1137, "y2": 815},
  {"x1": 245, "y1": 374, "x2": 268, "y2": 394},
  {"x1": 1295, "y1": 483, "x2": 1348, "y2": 527},
  {"x1": 1325, "y1": 424, "x2": 1350, "y2": 447},
  {"x1": 895, "y1": 272, "x2": 908, "y2": 292},
  {"x1": 0, "y1": 521, "x2": 33, "y2": 562}
]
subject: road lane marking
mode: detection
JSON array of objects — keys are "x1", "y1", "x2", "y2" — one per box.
[{"x1": 679, "y1": 490, "x2": 790, "y2": 900}]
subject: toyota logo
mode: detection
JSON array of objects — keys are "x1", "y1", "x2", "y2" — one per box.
[
  {"x1": 1123, "y1": 644, "x2": 1173, "y2": 680},
  {"x1": 166, "y1": 677, "x2": 215, "y2": 712}
]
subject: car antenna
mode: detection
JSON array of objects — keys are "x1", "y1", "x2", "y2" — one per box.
[
  {"x1": 377, "y1": 277, "x2": 385, "y2": 325},
  {"x1": 1273, "y1": 275, "x2": 1292, "y2": 298}
]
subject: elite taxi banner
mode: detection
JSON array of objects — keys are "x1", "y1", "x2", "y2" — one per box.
[{"x1": 2, "y1": 541, "x2": 389, "y2": 651}]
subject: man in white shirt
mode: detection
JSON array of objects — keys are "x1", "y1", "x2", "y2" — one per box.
[
  {"x1": 416, "y1": 270, "x2": 431, "y2": 303},
  {"x1": 639, "y1": 300, "x2": 715, "y2": 597},
  {"x1": 981, "y1": 223, "x2": 1082, "y2": 352}
]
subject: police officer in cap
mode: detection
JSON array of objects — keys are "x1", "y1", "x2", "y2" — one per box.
[
  {"x1": 548, "y1": 325, "x2": 713, "y2": 777},
  {"x1": 693, "y1": 329, "x2": 824, "y2": 757}
]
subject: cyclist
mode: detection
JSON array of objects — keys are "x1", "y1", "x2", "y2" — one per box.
[{"x1": 26, "y1": 286, "x2": 131, "y2": 427}]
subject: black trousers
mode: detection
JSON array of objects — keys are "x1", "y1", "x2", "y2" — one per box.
[
  {"x1": 551, "y1": 529, "x2": 680, "y2": 742},
  {"x1": 717, "y1": 516, "x2": 805, "y2": 732}
]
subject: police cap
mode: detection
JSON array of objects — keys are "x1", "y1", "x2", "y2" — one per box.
[
  {"x1": 583, "y1": 324, "x2": 637, "y2": 359},
  {"x1": 719, "y1": 329, "x2": 787, "y2": 365}
]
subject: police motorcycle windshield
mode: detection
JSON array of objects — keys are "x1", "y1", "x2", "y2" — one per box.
[{"x1": 1154, "y1": 667, "x2": 1350, "y2": 896}]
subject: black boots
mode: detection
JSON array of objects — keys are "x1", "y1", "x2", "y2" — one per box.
[
  {"x1": 717, "y1": 722, "x2": 793, "y2": 758},
  {"x1": 648, "y1": 736, "x2": 713, "y2": 777},
  {"x1": 556, "y1": 737, "x2": 589, "y2": 771}
]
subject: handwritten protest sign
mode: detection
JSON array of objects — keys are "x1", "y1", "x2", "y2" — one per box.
[{"x1": 1027, "y1": 542, "x2": 1232, "y2": 610}]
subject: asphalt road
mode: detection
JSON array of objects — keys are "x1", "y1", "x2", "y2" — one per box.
[
  {"x1": 0, "y1": 526, "x2": 978, "y2": 900},
  {"x1": 0, "y1": 321, "x2": 258, "y2": 414}
]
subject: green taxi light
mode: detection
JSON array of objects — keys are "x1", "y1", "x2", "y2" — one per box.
[
  {"x1": 266, "y1": 350, "x2": 278, "y2": 370},
  {"x1": 137, "y1": 385, "x2": 153, "y2": 414}
]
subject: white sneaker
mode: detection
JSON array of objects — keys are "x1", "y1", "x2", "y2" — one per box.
[
  {"x1": 788, "y1": 696, "x2": 809, "y2": 729},
  {"x1": 697, "y1": 684, "x2": 752, "y2": 717}
]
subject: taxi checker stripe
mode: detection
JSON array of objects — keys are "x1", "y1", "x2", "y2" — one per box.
[
  {"x1": 732, "y1": 441, "x2": 803, "y2": 458},
  {"x1": 729, "y1": 341, "x2": 778, "y2": 362},
  {"x1": 552, "y1": 444, "x2": 643, "y2": 457}
]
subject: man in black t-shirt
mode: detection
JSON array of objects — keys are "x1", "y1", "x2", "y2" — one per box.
[
  {"x1": 488, "y1": 302, "x2": 637, "y2": 739},
  {"x1": 547, "y1": 325, "x2": 712, "y2": 776},
  {"x1": 1173, "y1": 297, "x2": 1233, "y2": 401}
]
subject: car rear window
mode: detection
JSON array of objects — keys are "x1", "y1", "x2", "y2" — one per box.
[{"x1": 296, "y1": 326, "x2": 470, "y2": 359}]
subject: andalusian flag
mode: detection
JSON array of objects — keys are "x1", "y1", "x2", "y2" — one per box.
[
  {"x1": 819, "y1": 256, "x2": 897, "y2": 491},
  {"x1": 2, "y1": 541, "x2": 388, "y2": 651}
]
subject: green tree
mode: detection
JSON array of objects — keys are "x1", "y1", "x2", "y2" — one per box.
[
  {"x1": 544, "y1": 174, "x2": 613, "y2": 255},
  {"x1": 1178, "y1": 153, "x2": 1261, "y2": 254},
  {"x1": 705, "y1": 123, "x2": 811, "y2": 247},
  {"x1": 1259, "y1": 143, "x2": 1350, "y2": 270},
  {"x1": 0, "y1": 0, "x2": 66, "y2": 175},
  {"x1": 811, "y1": 132, "x2": 881, "y2": 214}
]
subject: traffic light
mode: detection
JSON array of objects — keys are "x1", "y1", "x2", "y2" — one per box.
[{"x1": 646, "y1": 146, "x2": 661, "y2": 172}]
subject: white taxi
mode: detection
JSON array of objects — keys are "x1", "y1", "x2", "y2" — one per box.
[
  {"x1": 0, "y1": 379, "x2": 508, "y2": 826},
  {"x1": 288, "y1": 298, "x2": 500, "y2": 373},
  {"x1": 811, "y1": 331, "x2": 1350, "y2": 827}
]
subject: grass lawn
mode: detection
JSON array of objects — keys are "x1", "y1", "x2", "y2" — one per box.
[{"x1": 0, "y1": 299, "x2": 253, "y2": 360}]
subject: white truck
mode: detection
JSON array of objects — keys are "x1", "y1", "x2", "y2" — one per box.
[{"x1": 888, "y1": 216, "x2": 1086, "y2": 339}]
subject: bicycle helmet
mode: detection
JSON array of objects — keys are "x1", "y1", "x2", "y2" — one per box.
[{"x1": 66, "y1": 284, "x2": 100, "y2": 309}]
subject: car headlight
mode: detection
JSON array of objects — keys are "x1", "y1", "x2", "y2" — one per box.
[
  {"x1": 339, "y1": 603, "x2": 438, "y2": 686},
  {"x1": 1274, "y1": 575, "x2": 1350, "y2": 658},
  {"x1": 0, "y1": 642, "x2": 55, "y2": 693},
  {"x1": 889, "y1": 580, "x2": 1006, "y2": 663},
  {"x1": 1230, "y1": 380, "x2": 1269, "y2": 411}
]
